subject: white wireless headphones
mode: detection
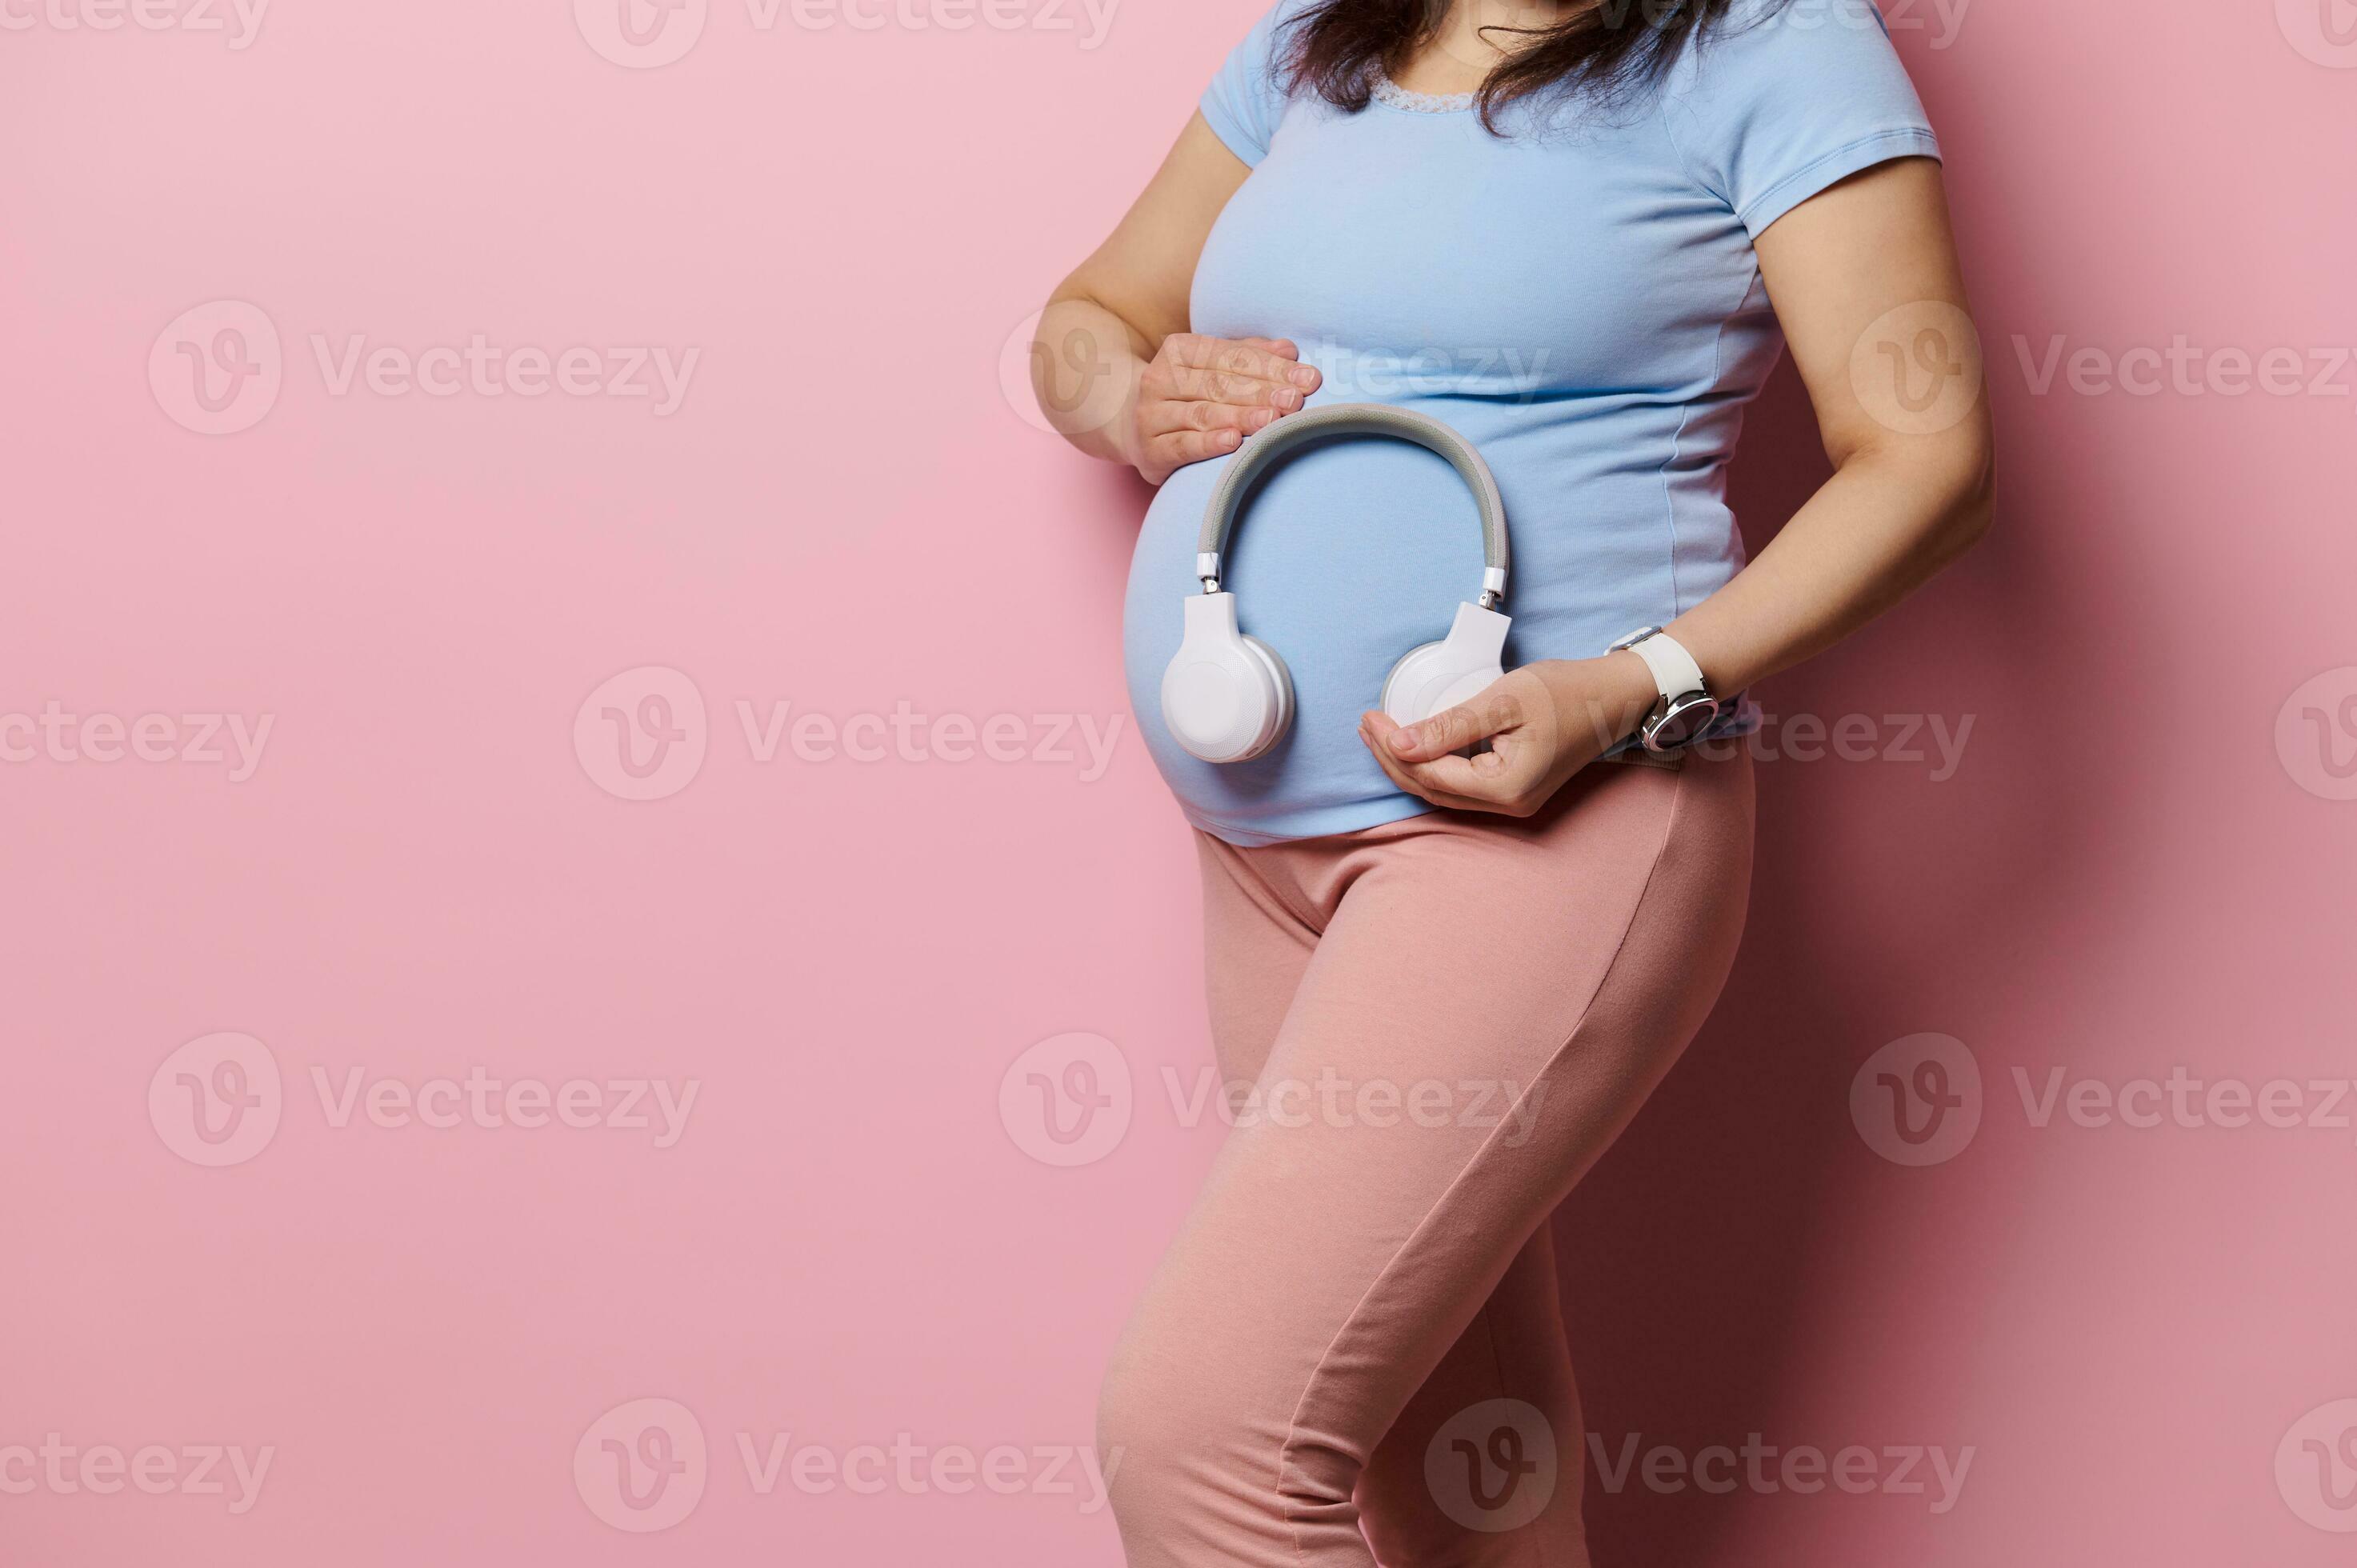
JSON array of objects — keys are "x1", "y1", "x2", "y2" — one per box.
[{"x1": 1160, "y1": 404, "x2": 1513, "y2": 765}]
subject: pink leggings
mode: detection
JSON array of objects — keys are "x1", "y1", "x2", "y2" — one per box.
[{"x1": 1099, "y1": 749, "x2": 1755, "y2": 1566}]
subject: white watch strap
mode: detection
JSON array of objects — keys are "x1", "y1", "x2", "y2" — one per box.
[{"x1": 1627, "y1": 631, "x2": 1707, "y2": 702}]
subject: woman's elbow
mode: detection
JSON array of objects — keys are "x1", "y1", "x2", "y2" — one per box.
[
  {"x1": 1942, "y1": 422, "x2": 1997, "y2": 558},
  {"x1": 1853, "y1": 418, "x2": 1994, "y2": 566}
]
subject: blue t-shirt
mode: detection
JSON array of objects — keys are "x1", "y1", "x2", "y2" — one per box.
[{"x1": 1122, "y1": 0, "x2": 1940, "y2": 846}]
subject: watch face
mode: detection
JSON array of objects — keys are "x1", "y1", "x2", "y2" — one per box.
[{"x1": 1645, "y1": 694, "x2": 1719, "y2": 752}]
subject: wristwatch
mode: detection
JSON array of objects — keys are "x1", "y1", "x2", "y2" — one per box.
[{"x1": 1608, "y1": 626, "x2": 1720, "y2": 753}]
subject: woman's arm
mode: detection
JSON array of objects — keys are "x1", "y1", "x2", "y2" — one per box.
[
  {"x1": 1364, "y1": 158, "x2": 1994, "y2": 812},
  {"x1": 1034, "y1": 113, "x2": 1321, "y2": 486},
  {"x1": 1657, "y1": 157, "x2": 1994, "y2": 693}
]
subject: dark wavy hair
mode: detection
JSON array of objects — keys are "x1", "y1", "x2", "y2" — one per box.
[{"x1": 1279, "y1": 0, "x2": 1775, "y2": 130}]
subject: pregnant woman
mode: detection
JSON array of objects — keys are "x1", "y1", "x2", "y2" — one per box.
[{"x1": 1030, "y1": 1, "x2": 1990, "y2": 1562}]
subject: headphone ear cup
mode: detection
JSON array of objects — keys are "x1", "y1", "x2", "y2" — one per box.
[
  {"x1": 1239, "y1": 635, "x2": 1295, "y2": 754},
  {"x1": 1161, "y1": 598, "x2": 1295, "y2": 764},
  {"x1": 1382, "y1": 604, "x2": 1512, "y2": 728},
  {"x1": 1379, "y1": 640, "x2": 1449, "y2": 724}
]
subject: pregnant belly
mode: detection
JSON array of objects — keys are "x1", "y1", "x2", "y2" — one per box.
[{"x1": 1119, "y1": 424, "x2": 1496, "y2": 839}]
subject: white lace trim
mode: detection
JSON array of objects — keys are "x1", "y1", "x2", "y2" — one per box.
[{"x1": 1370, "y1": 74, "x2": 1476, "y2": 114}]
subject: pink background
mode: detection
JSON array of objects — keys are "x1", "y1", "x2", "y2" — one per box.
[{"x1": 5, "y1": 0, "x2": 2355, "y2": 1562}]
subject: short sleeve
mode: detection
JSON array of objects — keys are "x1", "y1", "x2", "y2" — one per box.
[
  {"x1": 1199, "y1": 2, "x2": 1300, "y2": 167},
  {"x1": 1662, "y1": 0, "x2": 1941, "y2": 238}
]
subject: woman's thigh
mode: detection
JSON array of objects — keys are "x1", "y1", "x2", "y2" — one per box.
[{"x1": 1102, "y1": 751, "x2": 1755, "y2": 1567}]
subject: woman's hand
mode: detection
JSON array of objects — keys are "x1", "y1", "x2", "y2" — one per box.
[
  {"x1": 1357, "y1": 654, "x2": 1661, "y2": 817},
  {"x1": 1120, "y1": 334, "x2": 1321, "y2": 486}
]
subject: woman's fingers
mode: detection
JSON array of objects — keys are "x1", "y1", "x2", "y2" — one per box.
[
  {"x1": 1167, "y1": 333, "x2": 1321, "y2": 392},
  {"x1": 1156, "y1": 361, "x2": 1309, "y2": 413},
  {"x1": 1359, "y1": 713, "x2": 1517, "y2": 808},
  {"x1": 1144, "y1": 336, "x2": 1320, "y2": 426},
  {"x1": 1138, "y1": 392, "x2": 1284, "y2": 443},
  {"x1": 1130, "y1": 334, "x2": 1323, "y2": 479},
  {"x1": 1150, "y1": 423, "x2": 1248, "y2": 472},
  {"x1": 1376, "y1": 683, "x2": 1531, "y2": 764}
]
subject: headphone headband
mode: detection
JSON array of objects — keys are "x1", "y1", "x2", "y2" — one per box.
[{"x1": 1193, "y1": 403, "x2": 1510, "y2": 606}]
